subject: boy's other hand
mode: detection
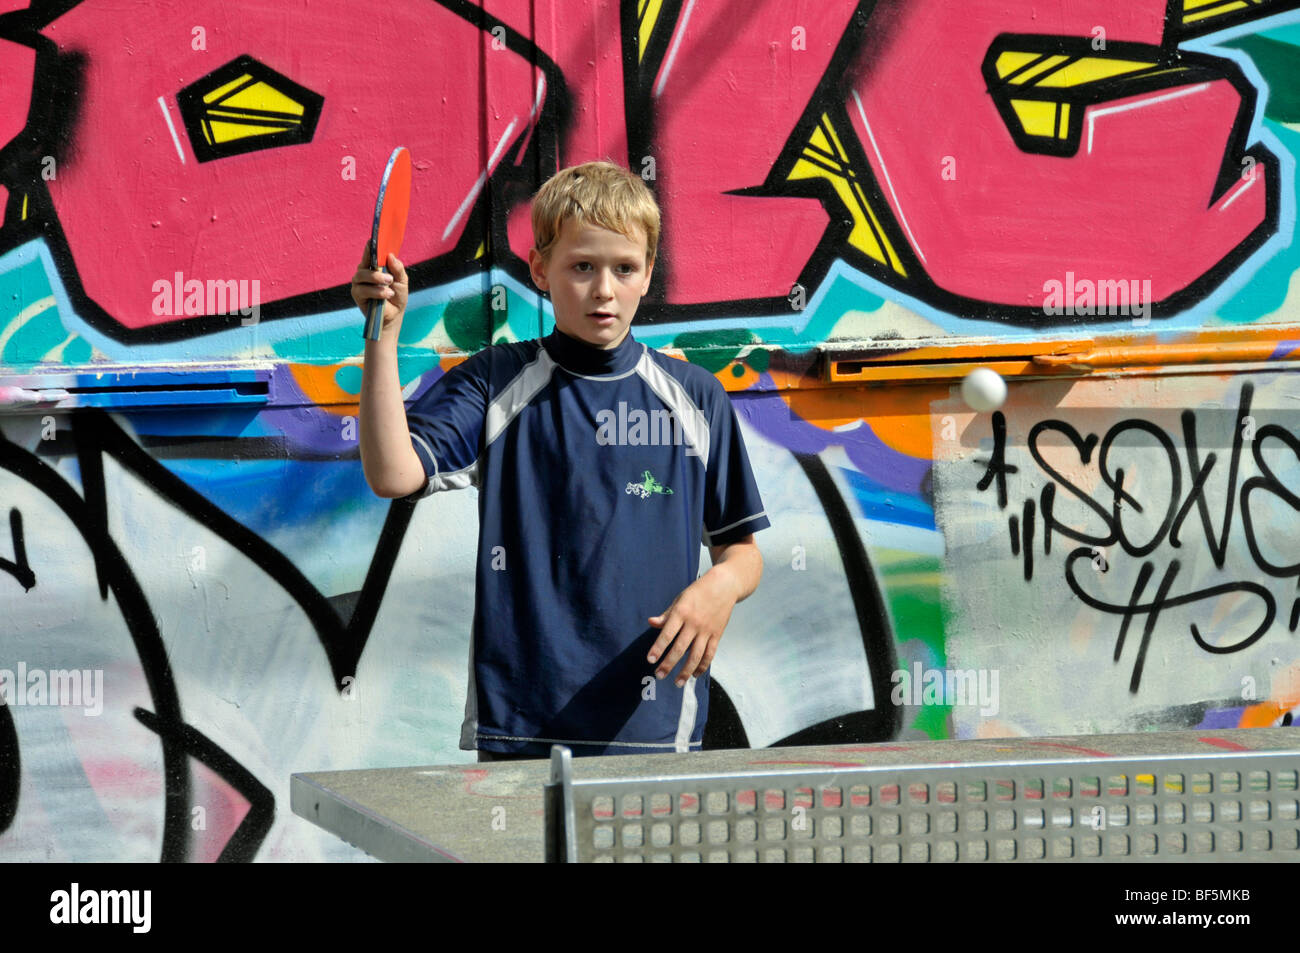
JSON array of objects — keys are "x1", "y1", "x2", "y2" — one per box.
[
  {"x1": 350, "y1": 243, "x2": 408, "y2": 340},
  {"x1": 646, "y1": 571, "x2": 742, "y2": 688}
]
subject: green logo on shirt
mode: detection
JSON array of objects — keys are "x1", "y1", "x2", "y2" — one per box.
[{"x1": 625, "y1": 470, "x2": 673, "y2": 499}]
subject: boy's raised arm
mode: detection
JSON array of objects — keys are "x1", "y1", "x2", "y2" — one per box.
[{"x1": 352, "y1": 248, "x2": 426, "y2": 499}]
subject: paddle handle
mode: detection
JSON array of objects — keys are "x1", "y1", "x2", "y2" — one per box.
[
  {"x1": 363, "y1": 238, "x2": 385, "y2": 342},
  {"x1": 364, "y1": 291, "x2": 385, "y2": 342}
]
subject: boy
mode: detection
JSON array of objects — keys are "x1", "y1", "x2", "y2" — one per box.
[{"x1": 352, "y1": 160, "x2": 768, "y2": 759}]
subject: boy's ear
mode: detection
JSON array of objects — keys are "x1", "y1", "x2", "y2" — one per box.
[
  {"x1": 641, "y1": 257, "x2": 655, "y2": 295},
  {"x1": 527, "y1": 248, "x2": 549, "y2": 291}
]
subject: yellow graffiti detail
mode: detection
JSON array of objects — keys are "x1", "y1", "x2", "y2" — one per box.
[
  {"x1": 989, "y1": 46, "x2": 1193, "y2": 150},
  {"x1": 1007, "y1": 54, "x2": 1069, "y2": 85},
  {"x1": 1126, "y1": 65, "x2": 1197, "y2": 83},
  {"x1": 639, "y1": 0, "x2": 665, "y2": 61},
  {"x1": 787, "y1": 114, "x2": 906, "y2": 276},
  {"x1": 854, "y1": 181, "x2": 905, "y2": 275},
  {"x1": 822, "y1": 111, "x2": 851, "y2": 162},
  {"x1": 1036, "y1": 57, "x2": 1156, "y2": 87},
  {"x1": 1179, "y1": 0, "x2": 1295, "y2": 28},
  {"x1": 994, "y1": 50, "x2": 1040, "y2": 77},
  {"x1": 203, "y1": 74, "x2": 253, "y2": 104},
  {"x1": 220, "y1": 83, "x2": 305, "y2": 117},
  {"x1": 199, "y1": 76, "x2": 307, "y2": 145},
  {"x1": 204, "y1": 119, "x2": 287, "y2": 145},
  {"x1": 1184, "y1": 0, "x2": 1253, "y2": 24},
  {"x1": 997, "y1": 53, "x2": 1157, "y2": 90},
  {"x1": 1010, "y1": 99, "x2": 1061, "y2": 139}
]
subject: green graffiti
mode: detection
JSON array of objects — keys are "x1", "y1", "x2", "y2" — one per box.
[
  {"x1": 881, "y1": 554, "x2": 952, "y2": 740},
  {"x1": 1219, "y1": 122, "x2": 1300, "y2": 323},
  {"x1": 442, "y1": 296, "x2": 486, "y2": 351},
  {"x1": 910, "y1": 702, "x2": 952, "y2": 740},
  {"x1": 1223, "y1": 36, "x2": 1300, "y2": 123},
  {"x1": 671, "y1": 328, "x2": 755, "y2": 372},
  {"x1": 443, "y1": 289, "x2": 515, "y2": 353}
]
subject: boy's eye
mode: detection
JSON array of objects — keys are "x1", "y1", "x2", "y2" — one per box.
[{"x1": 571, "y1": 261, "x2": 638, "y2": 275}]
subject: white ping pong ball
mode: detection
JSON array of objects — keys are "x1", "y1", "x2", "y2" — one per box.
[{"x1": 961, "y1": 367, "x2": 1007, "y2": 412}]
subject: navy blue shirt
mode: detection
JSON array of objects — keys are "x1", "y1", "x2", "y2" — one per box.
[{"x1": 405, "y1": 327, "x2": 770, "y2": 755}]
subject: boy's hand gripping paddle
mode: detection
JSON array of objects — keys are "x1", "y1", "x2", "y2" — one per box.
[{"x1": 363, "y1": 147, "x2": 412, "y2": 341}]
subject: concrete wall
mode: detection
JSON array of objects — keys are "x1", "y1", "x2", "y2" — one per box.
[{"x1": 1, "y1": 0, "x2": 1298, "y2": 860}]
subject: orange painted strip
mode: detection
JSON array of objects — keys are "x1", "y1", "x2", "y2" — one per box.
[
  {"x1": 1035, "y1": 342, "x2": 1288, "y2": 368},
  {"x1": 829, "y1": 359, "x2": 1053, "y2": 382},
  {"x1": 823, "y1": 330, "x2": 1300, "y2": 383}
]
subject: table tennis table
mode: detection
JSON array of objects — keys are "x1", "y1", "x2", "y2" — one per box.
[{"x1": 291, "y1": 728, "x2": 1299, "y2": 862}]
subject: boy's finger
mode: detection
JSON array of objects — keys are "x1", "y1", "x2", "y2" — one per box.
[
  {"x1": 646, "y1": 614, "x2": 675, "y2": 663},
  {"x1": 386, "y1": 253, "x2": 407, "y2": 282},
  {"x1": 689, "y1": 637, "x2": 718, "y2": 680},
  {"x1": 351, "y1": 271, "x2": 390, "y2": 293},
  {"x1": 677, "y1": 634, "x2": 710, "y2": 687},
  {"x1": 655, "y1": 626, "x2": 694, "y2": 680},
  {"x1": 676, "y1": 631, "x2": 707, "y2": 686},
  {"x1": 354, "y1": 270, "x2": 393, "y2": 287},
  {"x1": 647, "y1": 613, "x2": 686, "y2": 665}
]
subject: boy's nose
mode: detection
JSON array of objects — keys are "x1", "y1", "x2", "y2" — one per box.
[{"x1": 594, "y1": 270, "x2": 615, "y2": 298}]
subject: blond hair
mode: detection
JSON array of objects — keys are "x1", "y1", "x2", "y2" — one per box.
[{"x1": 531, "y1": 160, "x2": 661, "y2": 266}]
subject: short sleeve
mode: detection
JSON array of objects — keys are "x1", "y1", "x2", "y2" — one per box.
[
  {"x1": 702, "y1": 391, "x2": 770, "y2": 546},
  {"x1": 405, "y1": 352, "x2": 490, "y2": 496}
]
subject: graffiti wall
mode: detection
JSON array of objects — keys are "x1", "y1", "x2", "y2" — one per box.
[{"x1": 2, "y1": 0, "x2": 1299, "y2": 860}]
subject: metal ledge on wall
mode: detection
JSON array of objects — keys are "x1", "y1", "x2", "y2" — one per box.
[{"x1": 0, "y1": 364, "x2": 274, "y2": 412}]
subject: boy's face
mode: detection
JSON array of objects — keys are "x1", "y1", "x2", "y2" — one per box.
[{"x1": 528, "y1": 218, "x2": 654, "y2": 350}]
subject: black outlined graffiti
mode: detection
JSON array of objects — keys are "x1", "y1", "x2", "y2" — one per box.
[
  {"x1": 977, "y1": 380, "x2": 1297, "y2": 692},
  {"x1": 773, "y1": 453, "x2": 901, "y2": 745},
  {"x1": 0, "y1": 409, "x2": 322, "y2": 860},
  {"x1": 0, "y1": 0, "x2": 1291, "y2": 339},
  {"x1": 0, "y1": 508, "x2": 34, "y2": 591},
  {"x1": 1063, "y1": 548, "x2": 1274, "y2": 692},
  {"x1": 2, "y1": 406, "x2": 904, "y2": 856}
]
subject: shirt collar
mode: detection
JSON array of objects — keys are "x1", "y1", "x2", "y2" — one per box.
[{"x1": 543, "y1": 326, "x2": 642, "y2": 376}]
